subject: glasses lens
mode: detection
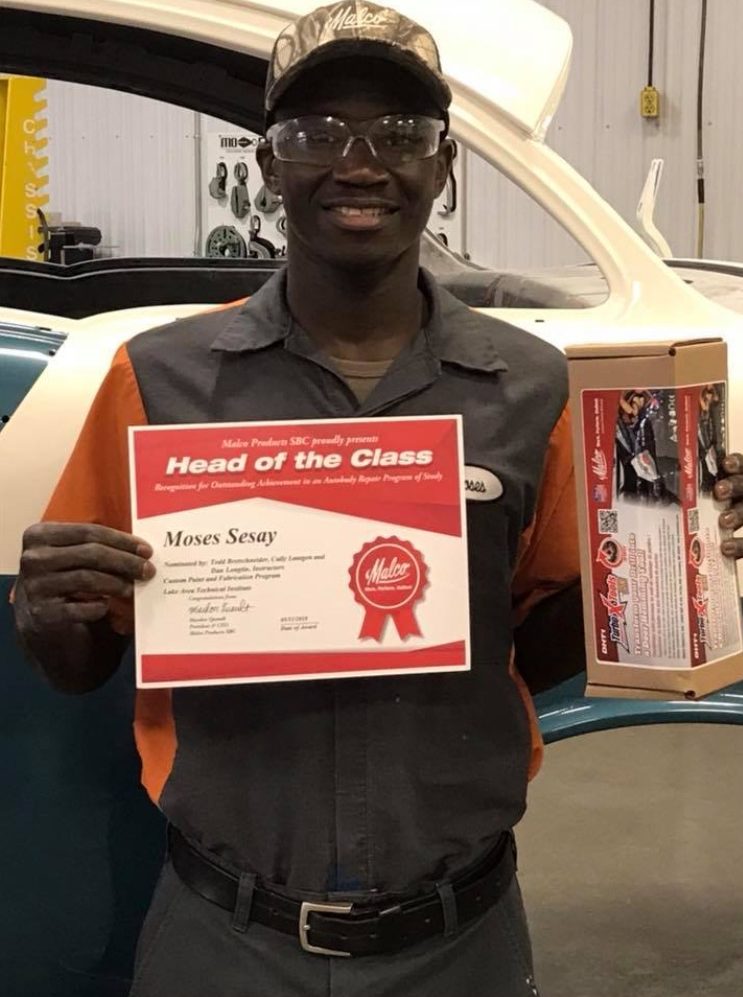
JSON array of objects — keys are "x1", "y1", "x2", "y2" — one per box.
[
  {"x1": 269, "y1": 116, "x2": 349, "y2": 164},
  {"x1": 368, "y1": 115, "x2": 444, "y2": 165},
  {"x1": 267, "y1": 115, "x2": 444, "y2": 167}
]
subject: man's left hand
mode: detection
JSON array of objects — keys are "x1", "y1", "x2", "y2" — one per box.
[{"x1": 715, "y1": 453, "x2": 743, "y2": 559}]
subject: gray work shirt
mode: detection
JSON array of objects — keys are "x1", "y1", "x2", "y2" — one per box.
[{"x1": 125, "y1": 268, "x2": 573, "y2": 899}]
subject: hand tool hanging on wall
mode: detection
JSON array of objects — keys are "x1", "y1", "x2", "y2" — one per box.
[
  {"x1": 208, "y1": 162, "x2": 228, "y2": 200},
  {"x1": 231, "y1": 161, "x2": 251, "y2": 219},
  {"x1": 254, "y1": 184, "x2": 283, "y2": 215},
  {"x1": 247, "y1": 215, "x2": 277, "y2": 259},
  {"x1": 438, "y1": 141, "x2": 458, "y2": 217},
  {"x1": 205, "y1": 225, "x2": 248, "y2": 258}
]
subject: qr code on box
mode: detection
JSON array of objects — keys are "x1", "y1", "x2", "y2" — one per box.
[
  {"x1": 687, "y1": 508, "x2": 700, "y2": 534},
  {"x1": 598, "y1": 509, "x2": 618, "y2": 534}
]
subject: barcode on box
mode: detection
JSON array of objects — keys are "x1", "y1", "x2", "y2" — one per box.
[
  {"x1": 688, "y1": 508, "x2": 700, "y2": 534},
  {"x1": 598, "y1": 509, "x2": 618, "y2": 534}
]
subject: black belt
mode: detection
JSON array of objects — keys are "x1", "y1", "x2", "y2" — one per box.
[{"x1": 169, "y1": 826, "x2": 516, "y2": 958}]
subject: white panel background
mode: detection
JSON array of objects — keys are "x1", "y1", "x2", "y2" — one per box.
[
  {"x1": 44, "y1": 0, "x2": 743, "y2": 268},
  {"x1": 45, "y1": 83, "x2": 199, "y2": 258}
]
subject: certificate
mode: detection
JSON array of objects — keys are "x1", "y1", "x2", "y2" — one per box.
[{"x1": 129, "y1": 416, "x2": 469, "y2": 687}]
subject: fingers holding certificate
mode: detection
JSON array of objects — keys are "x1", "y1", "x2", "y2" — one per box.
[{"x1": 129, "y1": 416, "x2": 469, "y2": 687}]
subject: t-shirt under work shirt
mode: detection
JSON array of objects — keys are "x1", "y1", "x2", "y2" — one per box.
[{"x1": 332, "y1": 355, "x2": 394, "y2": 403}]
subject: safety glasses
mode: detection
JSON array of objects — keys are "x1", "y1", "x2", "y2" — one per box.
[{"x1": 265, "y1": 114, "x2": 445, "y2": 168}]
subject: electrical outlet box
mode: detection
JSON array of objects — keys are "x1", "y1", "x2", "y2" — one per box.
[{"x1": 640, "y1": 85, "x2": 660, "y2": 118}]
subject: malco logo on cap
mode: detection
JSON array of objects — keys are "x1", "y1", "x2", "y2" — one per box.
[{"x1": 327, "y1": 4, "x2": 389, "y2": 32}]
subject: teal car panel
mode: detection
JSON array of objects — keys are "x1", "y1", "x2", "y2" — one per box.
[
  {"x1": 535, "y1": 673, "x2": 743, "y2": 743},
  {"x1": 1, "y1": 333, "x2": 164, "y2": 994},
  {"x1": 0, "y1": 322, "x2": 66, "y2": 426},
  {"x1": 0, "y1": 576, "x2": 165, "y2": 997}
]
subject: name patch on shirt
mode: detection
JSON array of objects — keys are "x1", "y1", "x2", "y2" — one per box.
[{"x1": 464, "y1": 466, "x2": 504, "y2": 502}]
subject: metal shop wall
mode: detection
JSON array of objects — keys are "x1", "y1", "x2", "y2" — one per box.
[
  {"x1": 466, "y1": 0, "x2": 743, "y2": 270},
  {"x1": 45, "y1": 81, "x2": 198, "y2": 259},
  {"x1": 44, "y1": 0, "x2": 743, "y2": 270}
]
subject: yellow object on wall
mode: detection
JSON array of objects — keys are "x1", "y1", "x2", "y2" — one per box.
[{"x1": 0, "y1": 75, "x2": 49, "y2": 260}]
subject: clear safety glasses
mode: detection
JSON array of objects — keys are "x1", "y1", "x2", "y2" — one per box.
[{"x1": 265, "y1": 114, "x2": 445, "y2": 168}]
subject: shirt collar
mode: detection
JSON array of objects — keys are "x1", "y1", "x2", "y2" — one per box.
[
  {"x1": 210, "y1": 269, "x2": 291, "y2": 353},
  {"x1": 421, "y1": 270, "x2": 509, "y2": 374},
  {"x1": 210, "y1": 266, "x2": 508, "y2": 375}
]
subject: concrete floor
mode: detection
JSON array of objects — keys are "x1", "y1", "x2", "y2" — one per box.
[{"x1": 517, "y1": 725, "x2": 743, "y2": 997}]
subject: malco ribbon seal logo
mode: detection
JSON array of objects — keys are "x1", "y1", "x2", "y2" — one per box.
[{"x1": 349, "y1": 537, "x2": 428, "y2": 641}]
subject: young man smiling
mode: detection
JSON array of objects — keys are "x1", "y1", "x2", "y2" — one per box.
[{"x1": 13, "y1": 4, "x2": 743, "y2": 996}]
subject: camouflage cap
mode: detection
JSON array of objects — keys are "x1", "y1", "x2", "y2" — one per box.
[{"x1": 265, "y1": 2, "x2": 452, "y2": 126}]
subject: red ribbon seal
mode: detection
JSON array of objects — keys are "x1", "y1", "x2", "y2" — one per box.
[{"x1": 349, "y1": 537, "x2": 428, "y2": 641}]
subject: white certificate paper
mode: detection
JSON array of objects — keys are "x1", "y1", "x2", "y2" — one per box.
[{"x1": 129, "y1": 416, "x2": 470, "y2": 687}]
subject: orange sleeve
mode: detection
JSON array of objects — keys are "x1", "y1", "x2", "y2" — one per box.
[
  {"x1": 41, "y1": 343, "x2": 177, "y2": 802},
  {"x1": 511, "y1": 403, "x2": 580, "y2": 627},
  {"x1": 44, "y1": 343, "x2": 147, "y2": 530},
  {"x1": 509, "y1": 403, "x2": 581, "y2": 781},
  {"x1": 43, "y1": 343, "x2": 147, "y2": 635}
]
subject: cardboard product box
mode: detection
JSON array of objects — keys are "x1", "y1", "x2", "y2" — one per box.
[{"x1": 567, "y1": 338, "x2": 743, "y2": 699}]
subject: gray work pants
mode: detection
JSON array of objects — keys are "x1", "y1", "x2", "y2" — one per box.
[{"x1": 129, "y1": 859, "x2": 540, "y2": 997}]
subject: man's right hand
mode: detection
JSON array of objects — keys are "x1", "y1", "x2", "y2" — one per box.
[
  {"x1": 18, "y1": 522, "x2": 155, "y2": 625},
  {"x1": 14, "y1": 523, "x2": 155, "y2": 692}
]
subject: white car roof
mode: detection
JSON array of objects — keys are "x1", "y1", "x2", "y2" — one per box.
[{"x1": 15, "y1": 0, "x2": 572, "y2": 138}]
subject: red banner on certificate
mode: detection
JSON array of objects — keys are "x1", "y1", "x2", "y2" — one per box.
[{"x1": 129, "y1": 417, "x2": 470, "y2": 687}]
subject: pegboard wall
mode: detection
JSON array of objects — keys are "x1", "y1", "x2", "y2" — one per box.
[{"x1": 202, "y1": 126, "x2": 286, "y2": 260}]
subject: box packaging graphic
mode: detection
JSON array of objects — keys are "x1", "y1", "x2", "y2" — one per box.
[{"x1": 568, "y1": 338, "x2": 743, "y2": 700}]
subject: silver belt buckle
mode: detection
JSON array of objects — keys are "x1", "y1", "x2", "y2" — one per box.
[{"x1": 299, "y1": 900, "x2": 353, "y2": 957}]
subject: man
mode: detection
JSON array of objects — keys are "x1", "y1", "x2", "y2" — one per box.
[{"x1": 12, "y1": 4, "x2": 743, "y2": 996}]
